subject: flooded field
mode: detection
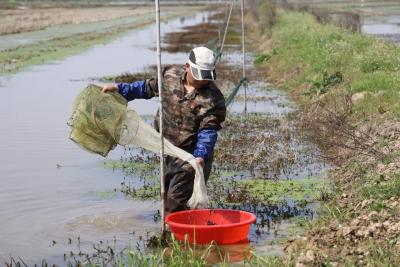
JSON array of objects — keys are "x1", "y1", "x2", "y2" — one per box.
[
  {"x1": 286, "y1": 0, "x2": 400, "y2": 42},
  {"x1": 0, "y1": 12, "x2": 208, "y2": 264},
  {"x1": 7, "y1": 1, "x2": 397, "y2": 264}
]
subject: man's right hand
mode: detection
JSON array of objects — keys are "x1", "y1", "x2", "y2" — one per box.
[{"x1": 102, "y1": 84, "x2": 118, "y2": 93}]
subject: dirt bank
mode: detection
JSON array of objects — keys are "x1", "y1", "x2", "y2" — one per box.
[
  {"x1": 0, "y1": 6, "x2": 201, "y2": 75},
  {"x1": 248, "y1": 1, "x2": 400, "y2": 265},
  {"x1": 0, "y1": 7, "x2": 154, "y2": 35}
]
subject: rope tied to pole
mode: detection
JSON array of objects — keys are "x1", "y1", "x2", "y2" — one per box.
[
  {"x1": 214, "y1": 0, "x2": 248, "y2": 109},
  {"x1": 214, "y1": 0, "x2": 234, "y2": 65}
]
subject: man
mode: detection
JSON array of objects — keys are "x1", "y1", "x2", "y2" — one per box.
[{"x1": 102, "y1": 46, "x2": 226, "y2": 213}]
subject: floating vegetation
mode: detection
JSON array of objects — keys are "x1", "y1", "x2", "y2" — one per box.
[
  {"x1": 104, "y1": 159, "x2": 158, "y2": 173},
  {"x1": 120, "y1": 178, "x2": 160, "y2": 200},
  {"x1": 237, "y1": 177, "x2": 331, "y2": 204},
  {"x1": 214, "y1": 112, "x2": 324, "y2": 179}
]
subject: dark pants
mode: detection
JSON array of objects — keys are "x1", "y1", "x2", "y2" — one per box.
[{"x1": 164, "y1": 153, "x2": 213, "y2": 214}]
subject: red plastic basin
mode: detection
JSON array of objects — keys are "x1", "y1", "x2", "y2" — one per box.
[{"x1": 165, "y1": 209, "x2": 256, "y2": 244}]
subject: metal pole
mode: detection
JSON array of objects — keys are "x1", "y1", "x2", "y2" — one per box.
[
  {"x1": 241, "y1": 0, "x2": 247, "y2": 115},
  {"x1": 155, "y1": 0, "x2": 165, "y2": 233}
]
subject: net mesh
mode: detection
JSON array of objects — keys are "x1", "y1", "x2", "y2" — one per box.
[
  {"x1": 67, "y1": 84, "x2": 127, "y2": 156},
  {"x1": 68, "y1": 84, "x2": 208, "y2": 209}
]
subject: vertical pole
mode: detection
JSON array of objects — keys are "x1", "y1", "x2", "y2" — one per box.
[
  {"x1": 241, "y1": 0, "x2": 247, "y2": 115},
  {"x1": 155, "y1": 0, "x2": 165, "y2": 233},
  {"x1": 219, "y1": 1, "x2": 233, "y2": 62}
]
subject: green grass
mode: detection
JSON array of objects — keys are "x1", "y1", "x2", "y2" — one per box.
[
  {"x1": 359, "y1": 173, "x2": 400, "y2": 200},
  {"x1": 248, "y1": 6, "x2": 400, "y2": 266},
  {"x1": 104, "y1": 160, "x2": 158, "y2": 172},
  {"x1": 65, "y1": 234, "x2": 288, "y2": 267},
  {"x1": 254, "y1": 53, "x2": 272, "y2": 65},
  {"x1": 260, "y1": 10, "x2": 400, "y2": 118}
]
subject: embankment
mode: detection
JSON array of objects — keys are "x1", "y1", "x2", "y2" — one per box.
[
  {"x1": 248, "y1": 3, "x2": 400, "y2": 266},
  {"x1": 0, "y1": 6, "x2": 201, "y2": 75}
]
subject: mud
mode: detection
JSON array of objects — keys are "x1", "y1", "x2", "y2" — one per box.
[
  {"x1": 0, "y1": 7, "x2": 154, "y2": 36},
  {"x1": 162, "y1": 20, "x2": 242, "y2": 53},
  {"x1": 286, "y1": 121, "x2": 400, "y2": 265}
]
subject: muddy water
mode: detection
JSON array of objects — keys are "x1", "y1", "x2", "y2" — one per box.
[{"x1": 0, "y1": 12, "x2": 210, "y2": 264}]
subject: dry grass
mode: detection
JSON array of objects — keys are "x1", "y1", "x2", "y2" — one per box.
[{"x1": 0, "y1": 6, "x2": 154, "y2": 35}]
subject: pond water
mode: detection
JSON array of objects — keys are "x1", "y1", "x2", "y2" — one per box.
[{"x1": 0, "y1": 12, "x2": 206, "y2": 265}]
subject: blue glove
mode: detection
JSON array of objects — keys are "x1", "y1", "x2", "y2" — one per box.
[
  {"x1": 118, "y1": 80, "x2": 149, "y2": 101},
  {"x1": 193, "y1": 128, "x2": 218, "y2": 160}
]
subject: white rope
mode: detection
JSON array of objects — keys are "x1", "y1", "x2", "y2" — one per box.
[
  {"x1": 154, "y1": 0, "x2": 165, "y2": 233},
  {"x1": 218, "y1": 0, "x2": 234, "y2": 63}
]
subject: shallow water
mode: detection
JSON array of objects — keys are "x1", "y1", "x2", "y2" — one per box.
[
  {"x1": 0, "y1": 12, "x2": 207, "y2": 264},
  {"x1": 288, "y1": 0, "x2": 400, "y2": 43},
  {"x1": 362, "y1": 15, "x2": 400, "y2": 42}
]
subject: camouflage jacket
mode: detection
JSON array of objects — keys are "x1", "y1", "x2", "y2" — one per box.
[
  {"x1": 152, "y1": 65, "x2": 226, "y2": 152},
  {"x1": 118, "y1": 65, "x2": 226, "y2": 153}
]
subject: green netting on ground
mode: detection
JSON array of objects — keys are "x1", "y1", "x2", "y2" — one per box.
[{"x1": 67, "y1": 84, "x2": 127, "y2": 157}]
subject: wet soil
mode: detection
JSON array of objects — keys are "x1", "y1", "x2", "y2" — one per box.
[
  {"x1": 0, "y1": 7, "x2": 199, "y2": 74},
  {"x1": 162, "y1": 13, "x2": 242, "y2": 53},
  {"x1": 0, "y1": 7, "x2": 155, "y2": 36}
]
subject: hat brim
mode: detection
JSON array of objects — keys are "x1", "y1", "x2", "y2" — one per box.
[{"x1": 189, "y1": 63, "x2": 216, "y2": 81}]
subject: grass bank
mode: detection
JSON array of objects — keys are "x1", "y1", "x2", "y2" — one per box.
[
  {"x1": 249, "y1": 4, "x2": 400, "y2": 266},
  {"x1": 0, "y1": 6, "x2": 200, "y2": 75}
]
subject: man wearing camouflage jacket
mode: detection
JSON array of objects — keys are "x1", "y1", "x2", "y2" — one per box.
[{"x1": 102, "y1": 47, "x2": 226, "y2": 213}]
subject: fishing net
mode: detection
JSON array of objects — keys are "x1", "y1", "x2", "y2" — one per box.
[
  {"x1": 68, "y1": 84, "x2": 208, "y2": 209},
  {"x1": 68, "y1": 84, "x2": 127, "y2": 156}
]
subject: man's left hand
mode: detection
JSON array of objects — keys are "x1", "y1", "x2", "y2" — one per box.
[{"x1": 195, "y1": 157, "x2": 204, "y2": 167}]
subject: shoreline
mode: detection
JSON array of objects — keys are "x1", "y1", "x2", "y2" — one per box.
[{"x1": 248, "y1": 3, "x2": 400, "y2": 265}]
